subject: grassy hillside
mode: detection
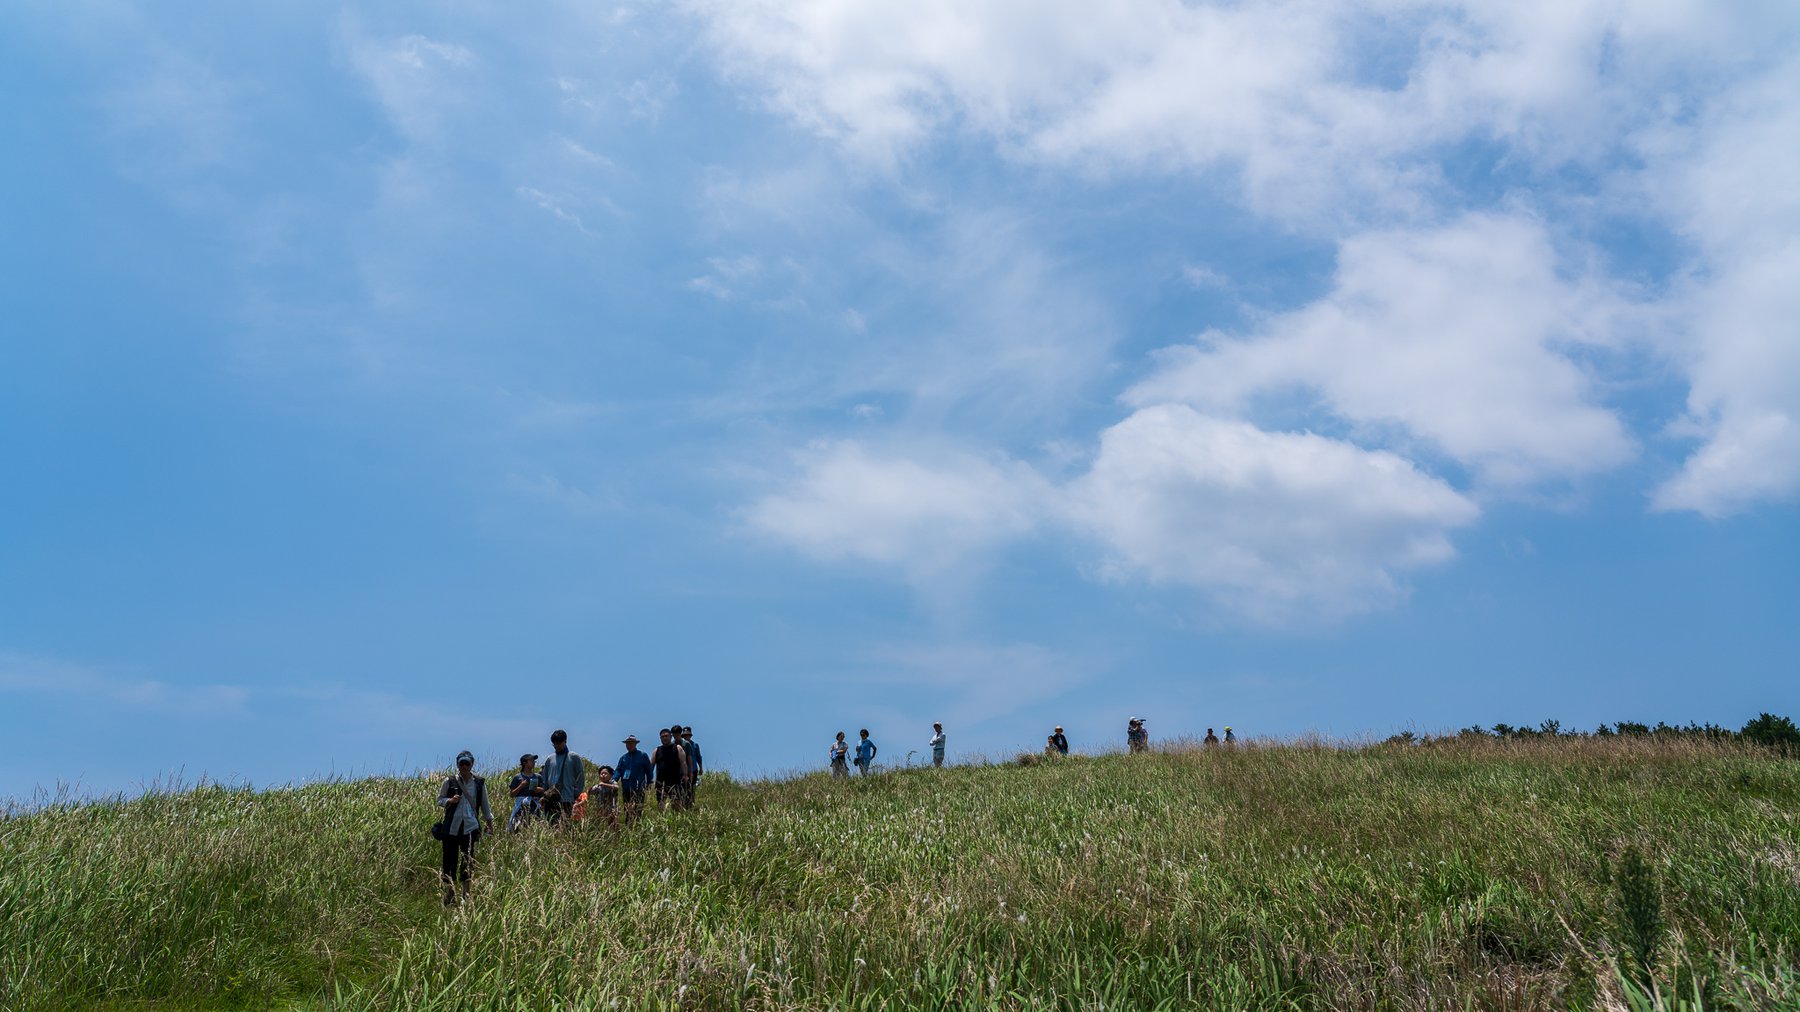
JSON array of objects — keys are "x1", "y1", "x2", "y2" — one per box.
[{"x1": 2, "y1": 739, "x2": 1796, "y2": 1010}]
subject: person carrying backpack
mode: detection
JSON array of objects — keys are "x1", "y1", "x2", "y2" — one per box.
[
  {"x1": 436, "y1": 750, "x2": 493, "y2": 906},
  {"x1": 854, "y1": 729, "x2": 877, "y2": 776}
]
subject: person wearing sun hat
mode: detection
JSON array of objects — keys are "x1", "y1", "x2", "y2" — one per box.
[
  {"x1": 1050, "y1": 726, "x2": 1069, "y2": 756},
  {"x1": 614, "y1": 734, "x2": 652, "y2": 823},
  {"x1": 435, "y1": 750, "x2": 493, "y2": 906}
]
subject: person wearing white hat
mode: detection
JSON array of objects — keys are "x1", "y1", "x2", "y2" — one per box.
[{"x1": 929, "y1": 722, "x2": 946, "y2": 767}]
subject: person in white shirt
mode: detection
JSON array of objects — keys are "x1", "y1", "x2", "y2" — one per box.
[
  {"x1": 929, "y1": 722, "x2": 946, "y2": 767},
  {"x1": 435, "y1": 750, "x2": 494, "y2": 906}
]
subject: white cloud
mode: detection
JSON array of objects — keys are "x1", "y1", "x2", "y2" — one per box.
[
  {"x1": 745, "y1": 440, "x2": 1052, "y2": 581},
  {"x1": 0, "y1": 652, "x2": 250, "y2": 716},
  {"x1": 1068, "y1": 405, "x2": 1479, "y2": 623},
  {"x1": 1646, "y1": 58, "x2": 1800, "y2": 516},
  {"x1": 687, "y1": 0, "x2": 1753, "y2": 221},
  {"x1": 345, "y1": 31, "x2": 477, "y2": 145},
  {"x1": 745, "y1": 409, "x2": 1477, "y2": 624},
  {"x1": 1129, "y1": 213, "x2": 1639, "y2": 488}
]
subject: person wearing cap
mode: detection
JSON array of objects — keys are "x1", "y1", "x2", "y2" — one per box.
[
  {"x1": 1204, "y1": 727, "x2": 1220, "y2": 748},
  {"x1": 854, "y1": 729, "x2": 877, "y2": 776},
  {"x1": 1127, "y1": 718, "x2": 1149, "y2": 753},
  {"x1": 828, "y1": 732, "x2": 849, "y2": 778},
  {"x1": 615, "y1": 735, "x2": 652, "y2": 823},
  {"x1": 929, "y1": 722, "x2": 946, "y2": 767},
  {"x1": 507, "y1": 753, "x2": 547, "y2": 831},
  {"x1": 1050, "y1": 726, "x2": 1069, "y2": 755},
  {"x1": 540, "y1": 729, "x2": 586, "y2": 826},
  {"x1": 651, "y1": 727, "x2": 690, "y2": 811},
  {"x1": 680, "y1": 726, "x2": 703, "y2": 807},
  {"x1": 1224, "y1": 726, "x2": 1236, "y2": 746},
  {"x1": 435, "y1": 750, "x2": 493, "y2": 906}
]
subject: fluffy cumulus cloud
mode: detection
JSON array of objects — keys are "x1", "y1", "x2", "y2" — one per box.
[
  {"x1": 1128, "y1": 213, "x2": 1639, "y2": 488},
  {"x1": 1646, "y1": 57, "x2": 1800, "y2": 516},
  {"x1": 1069, "y1": 406, "x2": 1479, "y2": 623},
  {"x1": 718, "y1": 0, "x2": 1798, "y2": 625},
  {"x1": 746, "y1": 417, "x2": 1477, "y2": 623},
  {"x1": 744, "y1": 441, "x2": 1053, "y2": 581}
]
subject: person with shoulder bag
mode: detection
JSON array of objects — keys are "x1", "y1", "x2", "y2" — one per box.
[{"x1": 435, "y1": 750, "x2": 494, "y2": 906}]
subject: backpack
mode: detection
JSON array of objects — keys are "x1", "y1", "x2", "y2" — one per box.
[{"x1": 432, "y1": 775, "x2": 485, "y2": 840}]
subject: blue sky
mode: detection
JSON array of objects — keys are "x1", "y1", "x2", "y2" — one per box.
[{"x1": 3, "y1": 1, "x2": 1796, "y2": 800}]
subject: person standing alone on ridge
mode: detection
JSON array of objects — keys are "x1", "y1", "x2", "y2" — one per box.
[
  {"x1": 855, "y1": 729, "x2": 878, "y2": 775},
  {"x1": 1127, "y1": 718, "x2": 1149, "y2": 753},
  {"x1": 541, "y1": 730, "x2": 585, "y2": 826},
  {"x1": 1050, "y1": 726, "x2": 1069, "y2": 755},
  {"x1": 929, "y1": 722, "x2": 946, "y2": 767}
]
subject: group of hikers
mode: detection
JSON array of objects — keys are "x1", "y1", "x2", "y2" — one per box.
[
  {"x1": 432, "y1": 725, "x2": 700, "y2": 905},
  {"x1": 432, "y1": 717, "x2": 1239, "y2": 904}
]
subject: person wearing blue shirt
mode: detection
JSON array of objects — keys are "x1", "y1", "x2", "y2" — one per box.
[
  {"x1": 929, "y1": 723, "x2": 946, "y2": 767},
  {"x1": 854, "y1": 728, "x2": 877, "y2": 775},
  {"x1": 614, "y1": 734, "x2": 652, "y2": 823}
]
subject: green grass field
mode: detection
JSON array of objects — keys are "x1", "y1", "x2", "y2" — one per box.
[{"x1": 2, "y1": 738, "x2": 1796, "y2": 1010}]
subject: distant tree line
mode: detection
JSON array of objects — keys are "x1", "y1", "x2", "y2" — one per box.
[{"x1": 1384, "y1": 713, "x2": 1799, "y2": 754}]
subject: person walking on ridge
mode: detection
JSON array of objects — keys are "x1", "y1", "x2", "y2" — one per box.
[
  {"x1": 1050, "y1": 726, "x2": 1069, "y2": 755},
  {"x1": 1224, "y1": 726, "x2": 1236, "y2": 746},
  {"x1": 1204, "y1": 727, "x2": 1220, "y2": 748},
  {"x1": 651, "y1": 727, "x2": 690, "y2": 811},
  {"x1": 829, "y1": 732, "x2": 850, "y2": 778},
  {"x1": 929, "y1": 722, "x2": 946, "y2": 767},
  {"x1": 680, "y1": 725, "x2": 703, "y2": 807},
  {"x1": 615, "y1": 734, "x2": 652, "y2": 823},
  {"x1": 507, "y1": 753, "x2": 546, "y2": 831},
  {"x1": 1127, "y1": 718, "x2": 1149, "y2": 753},
  {"x1": 436, "y1": 750, "x2": 493, "y2": 906},
  {"x1": 541, "y1": 729, "x2": 586, "y2": 826},
  {"x1": 854, "y1": 728, "x2": 878, "y2": 776}
]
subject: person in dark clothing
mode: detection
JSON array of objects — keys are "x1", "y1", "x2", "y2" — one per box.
[
  {"x1": 1050, "y1": 726, "x2": 1069, "y2": 755},
  {"x1": 680, "y1": 726, "x2": 702, "y2": 807},
  {"x1": 651, "y1": 727, "x2": 690, "y2": 811},
  {"x1": 615, "y1": 735, "x2": 651, "y2": 823},
  {"x1": 1127, "y1": 718, "x2": 1149, "y2": 753},
  {"x1": 436, "y1": 750, "x2": 493, "y2": 906},
  {"x1": 1204, "y1": 727, "x2": 1220, "y2": 748}
]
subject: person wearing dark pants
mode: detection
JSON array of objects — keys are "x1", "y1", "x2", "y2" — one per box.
[
  {"x1": 615, "y1": 734, "x2": 652, "y2": 824},
  {"x1": 540, "y1": 729, "x2": 586, "y2": 826},
  {"x1": 436, "y1": 750, "x2": 493, "y2": 906}
]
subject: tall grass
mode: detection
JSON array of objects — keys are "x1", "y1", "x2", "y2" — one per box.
[{"x1": 2, "y1": 738, "x2": 1796, "y2": 1010}]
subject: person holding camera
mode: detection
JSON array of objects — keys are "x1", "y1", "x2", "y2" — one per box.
[{"x1": 436, "y1": 750, "x2": 493, "y2": 906}]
